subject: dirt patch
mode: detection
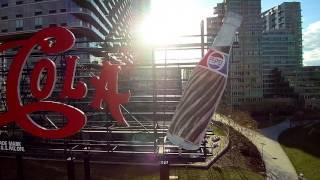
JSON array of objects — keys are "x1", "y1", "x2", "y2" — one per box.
[{"x1": 214, "y1": 122, "x2": 265, "y2": 174}]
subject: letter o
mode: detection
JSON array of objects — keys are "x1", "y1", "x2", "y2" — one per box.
[{"x1": 30, "y1": 58, "x2": 56, "y2": 100}]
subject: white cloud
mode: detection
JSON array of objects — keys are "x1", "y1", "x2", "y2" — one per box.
[
  {"x1": 303, "y1": 21, "x2": 320, "y2": 66},
  {"x1": 304, "y1": 60, "x2": 320, "y2": 66}
]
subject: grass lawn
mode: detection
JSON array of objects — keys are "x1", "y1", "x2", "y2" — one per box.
[
  {"x1": 279, "y1": 123, "x2": 320, "y2": 180},
  {"x1": 212, "y1": 125, "x2": 226, "y2": 136}
]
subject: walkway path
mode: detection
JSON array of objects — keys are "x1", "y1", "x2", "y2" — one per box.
[{"x1": 215, "y1": 115, "x2": 297, "y2": 180}]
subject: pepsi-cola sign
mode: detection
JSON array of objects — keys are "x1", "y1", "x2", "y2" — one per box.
[
  {"x1": 198, "y1": 49, "x2": 229, "y2": 76},
  {"x1": 207, "y1": 52, "x2": 225, "y2": 71},
  {"x1": 0, "y1": 27, "x2": 130, "y2": 139}
]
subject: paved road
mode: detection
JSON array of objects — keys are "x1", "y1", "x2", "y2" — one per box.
[{"x1": 215, "y1": 115, "x2": 298, "y2": 180}]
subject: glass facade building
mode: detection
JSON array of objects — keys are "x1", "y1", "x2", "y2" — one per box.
[
  {"x1": 208, "y1": 0, "x2": 263, "y2": 110},
  {"x1": 0, "y1": 0, "x2": 137, "y2": 63},
  {"x1": 261, "y1": 2, "x2": 303, "y2": 98},
  {"x1": 207, "y1": 1, "x2": 304, "y2": 110}
]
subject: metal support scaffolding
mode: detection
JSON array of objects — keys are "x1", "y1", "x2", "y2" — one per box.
[{"x1": 0, "y1": 29, "x2": 217, "y2": 165}]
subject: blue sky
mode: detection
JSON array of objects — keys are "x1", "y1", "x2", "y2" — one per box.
[{"x1": 144, "y1": 0, "x2": 320, "y2": 65}]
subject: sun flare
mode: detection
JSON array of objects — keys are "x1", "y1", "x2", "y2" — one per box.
[{"x1": 137, "y1": 0, "x2": 211, "y2": 45}]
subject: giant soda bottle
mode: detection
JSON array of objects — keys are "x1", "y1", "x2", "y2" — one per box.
[{"x1": 167, "y1": 12, "x2": 242, "y2": 150}]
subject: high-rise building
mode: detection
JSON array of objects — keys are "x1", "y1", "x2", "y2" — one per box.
[
  {"x1": 226, "y1": 0, "x2": 263, "y2": 110},
  {"x1": 0, "y1": 0, "x2": 139, "y2": 63},
  {"x1": 207, "y1": 1, "x2": 305, "y2": 111},
  {"x1": 261, "y1": 2, "x2": 303, "y2": 98},
  {"x1": 208, "y1": 0, "x2": 263, "y2": 110}
]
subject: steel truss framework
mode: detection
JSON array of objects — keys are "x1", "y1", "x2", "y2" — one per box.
[{"x1": 0, "y1": 34, "x2": 217, "y2": 165}]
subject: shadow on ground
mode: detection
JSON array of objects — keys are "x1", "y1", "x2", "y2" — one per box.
[{"x1": 279, "y1": 123, "x2": 320, "y2": 158}]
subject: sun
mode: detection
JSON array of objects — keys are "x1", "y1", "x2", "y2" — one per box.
[
  {"x1": 136, "y1": 0, "x2": 210, "y2": 45},
  {"x1": 138, "y1": 14, "x2": 178, "y2": 45}
]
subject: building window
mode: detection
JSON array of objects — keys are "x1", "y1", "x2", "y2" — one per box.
[
  {"x1": 1, "y1": 16, "x2": 8, "y2": 20},
  {"x1": 35, "y1": 0, "x2": 43, "y2": 2},
  {"x1": 35, "y1": 17, "x2": 42, "y2": 25},
  {"x1": 49, "y1": 24, "x2": 57, "y2": 27},
  {"x1": 1, "y1": 3, "x2": 8, "y2": 7},
  {"x1": 35, "y1": 17, "x2": 43, "y2": 29},
  {"x1": 1, "y1": 29, "x2": 8, "y2": 33},
  {"x1": 16, "y1": 19, "x2": 23, "y2": 31},
  {"x1": 16, "y1": 1, "x2": 23, "y2": 5},
  {"x1": 60, "y1": 23, "x2": 67, "y2": 26},
  {"x1": 49, "y1": 10, "x2": 56, "y2": 14},
  {"x1": 60, "y1": 9, "x2": 66, "y2": 12},
  {"x1": 35, "y1": 11, "x2": 42, "y2": 16},
  {"x1": 16, "y1": 14, "x2": 23, "y2": 18}
]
